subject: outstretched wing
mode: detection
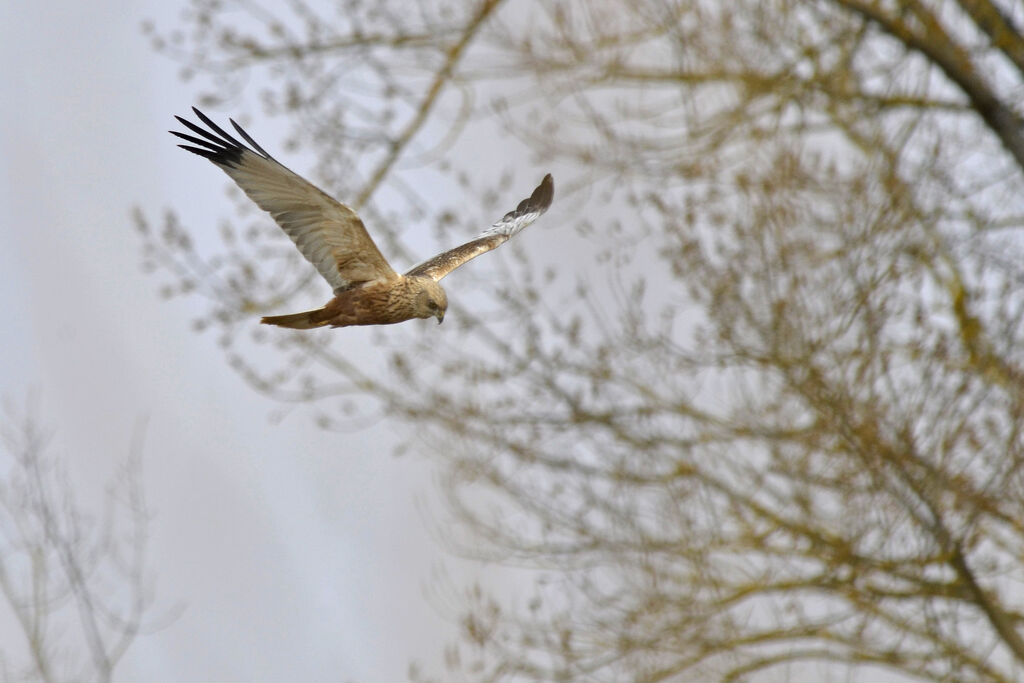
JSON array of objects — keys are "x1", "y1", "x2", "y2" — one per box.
[
  {"x1": 405, "y1": 174, "x2": 554, "y2": 281},
  {"x1": 172, "y1": 108, "x2": 397, "y2": 292}
]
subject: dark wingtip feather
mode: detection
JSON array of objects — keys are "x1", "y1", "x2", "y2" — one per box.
[
  {"x1": 190, "y1": 107, "x2": 245, "y2": 149},
  {"x1": 171, "y1": 108, "x2": 275, "y2": 168},
  {"x1": 230, "y1": 118, "x2": 273, "y2": 159},
  {"x1": 513, "y1": 173, "x2": 554, "y2": 216},
  {"x1": 534, "y1": 174, "x2": 554, "y2": 210},
  {"x1": 170, "y1": 130, "x2": 223, "y2": 152},
  {"x1": 177, "y1": 144, "x2": 220, "y2": 160}
]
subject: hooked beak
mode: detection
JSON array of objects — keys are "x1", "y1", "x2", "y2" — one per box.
[{"x1": 435, "y1": 310, "x2": 445, "y2": 324}]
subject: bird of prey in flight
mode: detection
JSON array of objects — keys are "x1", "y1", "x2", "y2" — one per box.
[{"x1": 171, "y1": 108, "x2": 554, "y2": 329}]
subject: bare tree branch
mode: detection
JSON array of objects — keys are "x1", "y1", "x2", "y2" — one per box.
[
  {"x1": 140, "y1": 0, "x2": 1024, "y2": 680},
  {"x1": 0, "y1": 401, "x2": 168, "y2": 682}
]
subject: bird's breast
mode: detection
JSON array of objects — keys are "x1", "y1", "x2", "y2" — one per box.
[{"x1": 322, "y1": 279, "x2": 419, "y2": 327}]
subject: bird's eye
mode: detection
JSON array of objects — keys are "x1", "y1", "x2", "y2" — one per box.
[{"x1": 427, "y1": 301, "x2": 437, "y2": 310}]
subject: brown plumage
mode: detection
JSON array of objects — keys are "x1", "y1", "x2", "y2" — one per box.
[{"x1": 171, "y1": 108, "x2": 554, "y2": 328}]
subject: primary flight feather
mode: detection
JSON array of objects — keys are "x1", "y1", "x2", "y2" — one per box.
[{"x1": 171, "y1": 108, "x2": 554, "y2": 329}]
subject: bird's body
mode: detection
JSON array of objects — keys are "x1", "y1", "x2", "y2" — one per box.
[
  {"x1": 171, "y1": 108, "x2": 553, "y2": 329},
  {"x1": 262, "y1": 276, "x2": 447, "y2": 329}
]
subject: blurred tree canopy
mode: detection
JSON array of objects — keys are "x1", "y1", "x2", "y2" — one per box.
[
  {"x1": 0, "y1": 403, "x2": 164, "y2": 682},
  {"x1": 140, "y1": 0, "x2": 1024, "y2": 680}
]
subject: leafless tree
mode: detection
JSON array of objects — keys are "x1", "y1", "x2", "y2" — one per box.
[
  {"x1": 0, "y1": 401, "x2": 164, "y2": 682},
  {"x1": 140, "y1": 0, "x2": 1024, "y2": 680}
]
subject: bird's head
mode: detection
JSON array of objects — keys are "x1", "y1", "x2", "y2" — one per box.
[{"x1": 412, "y1": 277, "x2": 448, "y2": 324}]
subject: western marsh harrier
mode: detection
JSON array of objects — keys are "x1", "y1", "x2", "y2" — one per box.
[{"x1": 171, "y1": 108, "x2": 554, "y2": 328}]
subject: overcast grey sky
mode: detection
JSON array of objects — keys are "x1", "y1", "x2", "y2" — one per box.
[{"x1": 0, "y1": 2, "x2": 468, "y2": 680}]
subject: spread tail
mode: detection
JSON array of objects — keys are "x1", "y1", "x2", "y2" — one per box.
[{"x1": 260, "y1": 307, "x2": 331, "y2": 329}]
